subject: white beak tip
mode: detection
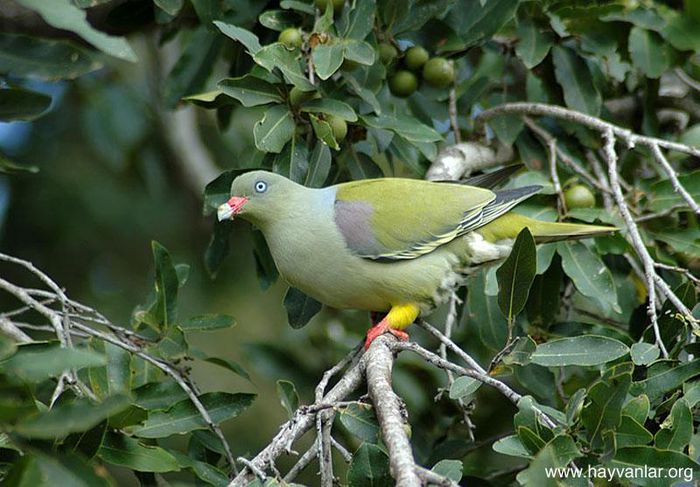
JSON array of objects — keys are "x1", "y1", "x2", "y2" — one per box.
[{"x1": 217, "y1": 203, "x2": 234, "y2": 222}]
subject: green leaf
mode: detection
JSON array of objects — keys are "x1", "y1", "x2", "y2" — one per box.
[
  {"x1": 14, "y1": 395, "x2": 130, "y2": 439},
  {"x1": 309, "y1": 113, "x2": 339, "y2": 150},
  {"x1": 0, "y1": 87, "x2": 51, "y2": 122},
  {"x1": 281, "y1": 0, "x2": 315, "y2": 15},
  {"x1": 99, "y1": 433, "x2": 180, "y2": 473},
  {"x1": 515, "y1": 17, "x2": 553, "y2": 69},
  {"x1": 150, "y1": 241, "x2": 179, "y2": 330},
  {"x1": 347, "y1": 443, "x2": 392, "y2": 487},
  {"x1": 340, "y1": 146, "x2": 383, "y2": 179},
  {"x1": 0, "y1": 151, "x2": 38, "y2": 174},
  {"x1": 131, "y1": 392, "x2": 255, "y2": 438},
  {"x1": 631, "y1": 360, "x2": 700, "y2": 401},
  {"x1": 497, "y1": 228, "x2": 536, "y2": 324},
  {"x1": 662, "y1": 14, "x2": 700, "y2": 52},
  {"x1": 202, "y1": 356, "x2": 251, "y2": 382},
  {"x1": 276, "y1": 380, "x2": 299, "y2": 418},
  {"x1": 15, "y1": 0, "x2": 137, "y2": 62},
  {"x1": 464, "y1": 270, "x2": 508, "y2": 351},
  {"x1": 154, "y1": 0, "x2": 184, "y2": 16},
  {"x1": 518, "y1": 435, "x2": 582, "y2": 486},
  {"x1": 166, "y1": 449, "x2": 229, "y2": 485},
  {"x1": 273, "y1": 138, "x2": 309, "y2": 183},
  {"x1": 133, "y1": 382, "x2": 189, "y2": 411},
  {"x1": 581, "y1": 366, "x2": 631, "y2": 450},
  {"x1": 449, "y1": 376, "x2": 481, "y2": 400},
  {"x1": 610, "y1": 447, "x2": 700, "y2": 486},
  {"x1": 629, "y1": 27, "x2": 671, "y2": 79},
  {"x1": 218, "y1": 75, "x2": 284, "y2": 107},
  {"x1": 650, "y1": 229, "x2": 700, "y2": 255},
  {"x1": 622, "y1": 394, "x2": 650, "y2": 425},
  {"x1": 181, "y1": 314, "x2": 236, "y2": 332},
  {"x1": 361, "y1": 115, "x2": 441, "y2": 143},
  {"x1": 88, "y1": 341, "x2": 131, "y2": 400},
  {"x1": 283, "y1": 287, "x2": 322, "y2": 329},
  {"x1": 552, "y1": 45, "x2": 601, "y2": 116},
  {"x1": 565, "y1": 388, "x2": 587, "y2": 426},
  {"x1": 0, "y1": 33, "x2": 101, "y2": 80},
  {"x1": 0, "y1": 335, "x2": 17, "y2": 360},
  {"x1": 443, "y1": 0, "x2": 518, "y2": 51},
  {"x1": 254, "y1": 43, "x2": 315, "y2": 90},
  {"x1": 300, "y1": 98, "x2": 358, "y2": 121},
  {"x1": 259, "y1": 9, "x2": 302, "y2": 31},
  {"x1": 254, "y1": 105, "x2": 296, "y2": 153},
  {"x1": 502, "y1": 336, "x2": 537, "y2": 365},
  {"x1": 493, "y1": 435, "x2": 532, "y2": 458},
  {"x1": 393, "y1": 0, "x2": 456, "y2": 35},
  {"x1": 108, "y1": 405, "x2": 148, "y2": 429},
  {"x1": 649, "y1": 169, "x2": 700, "y2": 212},
  {"x1": 616, "y1": 415, "x2": 653, "y2": 448},
  {"x1": 557, "y1": 241, "x2": 619, "y2": 315},
  {"x1": 3, "y1": 452, "x2": 111, "y2": 486},
  {"x1": 305, "y1": 142, "x2": 331, "y2": 187},
  {"x1": 312, "y1": 43, "x2": 345, "y2": 80},
  {"x1": 531, "y1": 336, "x2": 629, "y2": 367},
  {"x1": 339, "y1": 403, "x2": 379, "y2": 443},
  {"x1": 203, "y1": 168, "x2": 253, "y2": 216},
  {"x1": 431, "y1": 459, "x2": 462, "y2": 482},
  {"x1": 213, "y1": 21, "x2": 261, "y2": 54},
  {"x1": 205, "y1": 221, "x2": 233, "y2": 278},
  {"x1": 342, "y1": 0, "x2": 375, "y2": 39},
  {"x1": 655, "y1": 398, "x2": 692, "y2": 451},
  {"x1": 1, "y1": 345, "x2": 106, "y2": 382},
  {"x1": 164, "y1": 27, "x2": 221, "y2": 108},
  {"x1": 342, "y1": 39, "x2": 376, "y2": 65},
  {"x1": 630, "y1": 342, "x2": 660, "y2": 366}
]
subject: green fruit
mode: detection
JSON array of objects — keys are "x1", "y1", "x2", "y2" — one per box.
[
  {"x1": 564, "y1": 184, "x2": 596, "y2": 209},
  {"x1": 378, "y1": 42, "x2": 398, "y2": 65},
  {"x1": 422, "y1": 57, "x2": 454, "y2": 88},
  {"x1": 405, "y1": 46, "x2": 429, "y2": 71},
  {"x1": 315, "y1": 0, "x2": 344, "y2": 13},
  {"x1": 289, "y1": 87, "x2": 314, "y2": 106},
  {"x1": 278, "y1": 28, "x2": 302, "y2": 48},
  {"x1": 389, "y1": 70, "x2": 418, "y2": 97},
  {"x1": 326, "y1": 115, "x2": 348, "y2": 142}
]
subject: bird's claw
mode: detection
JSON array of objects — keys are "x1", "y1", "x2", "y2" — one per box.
[{"x1": 364, "y1": 321, "x2": 409, "y2": 350}]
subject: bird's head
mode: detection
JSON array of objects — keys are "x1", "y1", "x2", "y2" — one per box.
[{"x1": 217, "y1": 170, "x2": 302, "y2": 226}]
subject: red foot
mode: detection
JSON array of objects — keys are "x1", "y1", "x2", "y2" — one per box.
[{"x1": 364, "y1": 320, "x2": 409, "y2": 350}]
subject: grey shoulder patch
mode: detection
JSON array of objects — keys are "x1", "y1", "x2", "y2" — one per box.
[{"x1": 334, "y1": 199, "x2": 382, "y2": 257}]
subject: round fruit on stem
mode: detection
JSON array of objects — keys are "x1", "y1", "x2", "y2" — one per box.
[
  {"x1": 326, "y1": 115, "x2": 348, "y2": 142},
  {"x1": 278, "y1": 28, "x2": 302, "y2": 49},
  {"x1": 378, "y1": 42, "x2": 398, "y2": 66},
  {"x1": 422, "y1": 57, "x2": 455, "y2": 88},
  {"x1": 289, "y1": 87, "x2": 315, "y2": 106},
  {"x1": 405, "y1": 46, "x2": 429, "y2": 71},
  {"x1": 389, "y1": 70, "x2": 418, "y2": 97},
  {"x1": 564, "y1": 184, "x2": 596, "y2": 209}
]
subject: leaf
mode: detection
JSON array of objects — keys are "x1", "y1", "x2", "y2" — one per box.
[
  {"x1": 181, "y1": 314, "x2": 236, "y2": 332},
  {"x1": 259, "y1": 9, "x2": 302, "y2": 31},
  {"x1": 0, "y1": 33, "x2": 101, "y2": 80},
  {"x1": 552, "y1": 45, "x2": 601, "y2": 116},
  {"x1": 133, "y1": 382, "x2": 189, "y2": 411},
  {"x1": 276, "y1": 380, "x2": 299, "y2": 418},
  {"x1": 449, "y1": 376, "x2": 482, "y2": 400},
  {"x1": 254, "y1": 105, "x2": 296, "y2": 153},
  {"x1": 616, "y1": 415, "x2": 653, "y2": 448},
  {"x1": 0, "y1": 87, "x2": 51, "y2": 122},
  {"x1": 131, "y1": 392, "x2": 255, "y2": 438},
  {"x1": 610, "y1": 447, "x2": 700, "y2": 485},
  {"x1": 662, "y1": 14, "x2": 700, "y2": 52},
  {"x1": 630, "y1": 360, "x2": 700, "y2": 401},
  {"x1": 531, "y1": 336, "x2": 629, "y2": 367},
  {"x1": 203, "y1": 168, "x2": 254, "y2": 216},
  {"x1": 4, "y1": 452, "x2": 111, "y2": 486},
  {"x1": 218, "y1": 75, "x2": 284, "y2": 107},
  {"x1": 339, "y1": 146, "x2": 383, "y2": 179},
  {"x1": 0, "y1": 335, "x2": 17, "y2": 360},
  {"x1": 281, "y1": 0, "x2": 315, "y2": 14},
  {"x1": 496, "y1": 228, "x2": 536, "y2": 324},
  {"x1": 252, "y1": 229, "x2": 279, "y2": 289},
  {"x1": 557, "y1": 241, "x2": 619, "y2": 315},
  {"x1": 88, "y1": 341, "x2": 131, "y2": 400},
  {"x1": 347, "y1": 443, "x2": 392, "y2": 487},
  {"x1": 166, "y1": 449, "x2": 229, "y2": 485},
  {"x1": 273, "y1": 138, "x2": 309, "y2": 183},
  {"x1": 464, "y1": 270, "x2": 508, "y2": 351},
  {"x1": 339, "y1": 403, "x2": 379, "y2": 443},
  {"x1": 309, "y1": 113, "x2": 339, "y2": 150},
  {"x1": 622, "y1": 395, "x2": 650, "y2": 425},
  {"x1": 0, "y1": 151, "x2": 38, "y2": 174},
  {"x1": 1, "y1": 345, "x2": 106, "y2": 382},
  {"x1": 150, "y1": 241, "x2": 179, "y2": 331},
  {"x1": 493, "y1": 435, "x2": 532, "y2": 458},
  {"x1": 431, "y1": 459, "x2": 462, "y2": 482},
  {"x1": 305, "y1": 142, "x2": 331, "y2": 187},
  {"x1": 515, "y1": 17, "x2": 553, "y2": 69},
  {"x1": 300, "y1": 98, "x2": 358, "y2": 121},
  {"x1": 648, "y1": 169, "x2": 700, "y2": 212},
  {"x1": 361, "y1": 115, "x2": 441, "y2": 143},
  {"x1": 99, "y1": 433, "x2": 180, "y2": 473},
  {"x1": 628, "y1": 27, "x2": 671, "y2": 79},
  {"x1": 502, "y1": 336, "x2": 537, "y2": 365},
  {"x1": 581, "y1": 366, "x2": 631, "y2": 450},
  {"x1": 312, "y1": 43, "x2": 345, "y2": 80},
  {"x1": 213, "y1": 21, "x2": 261, "y2": 54},
  {"x1": 650, "y1": 229, "x2": 700, "y2": 255},
  {"x1": 254, "y1": 43, "x2": 315, "y2": 90},
  {"x1": 518, "y1": 435, "x2": 582, "y2": 486},
  {"x1": 202, "y1": 356, "x2": 251, "y2": 382},
  {"x1": 342, "y1": 0, "x2": 376, "y2": 39},
  {"x1": 442, "y1": 0, "x2": 518, "y2": 50},
  {"x1": 655, "y1": 398, "x2": 692, "y2": 451},
  {"x1": 283, "y1": 287, "x2": 322, "y2": 329},
  {"x1": 154, "y1": 0, "x2": 184, "y2": 16},
  {"x1": 205, "y1": 221, "x2": 233, "y2": 278},
  {"x1": 342, "y1": 39, "x2": 376, "y2": 65},
  {"x1": 16, "y1": 0, "x2": 137, "y2": 62},
  {"x1": 14, "y1": 395, "x2": 130, "y2": 439},
  {"x1": 630, "y1": 342, "x2": 660, "y2": 366},
  {"x1": 393, "y1": 0, "x2": 457, "y2": 35}
]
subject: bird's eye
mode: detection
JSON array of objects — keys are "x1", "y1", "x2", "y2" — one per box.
[{"x1": 254, "y1": 181, "x2": 267, "y2": 193}]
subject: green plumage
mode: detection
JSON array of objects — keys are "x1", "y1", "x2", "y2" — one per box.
[{"x1": 219, "y1": 170, "x2": 615, "y2": 318}]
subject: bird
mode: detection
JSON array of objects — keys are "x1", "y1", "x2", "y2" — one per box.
[{"x1": 217, "y1": 168, "x2": 614, "y2": 349}]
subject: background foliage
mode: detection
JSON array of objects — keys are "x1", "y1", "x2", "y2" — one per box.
[{"x1": 1, "y1": 0, "x2": 700, "y2": 485}]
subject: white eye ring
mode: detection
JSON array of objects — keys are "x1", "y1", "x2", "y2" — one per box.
[{"x1": 255, "y1": 181, "x2": 267, "y2": 193}]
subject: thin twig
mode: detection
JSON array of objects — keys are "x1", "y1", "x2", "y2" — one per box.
[
  {"x1": 649, "y1": 144, "x2": 700, "y2": 214},
  {"x1": 448, "y1": 86, "x2": 461, "y2": 144}
]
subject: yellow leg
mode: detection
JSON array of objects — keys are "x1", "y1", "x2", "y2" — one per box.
[{"x1": 365, "y1": 303, "x2": 420, "y2": 349}]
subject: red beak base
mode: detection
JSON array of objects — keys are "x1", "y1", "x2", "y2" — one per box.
[{"x1": 217, "y1": 196, "x2": 248, "y2": 221}]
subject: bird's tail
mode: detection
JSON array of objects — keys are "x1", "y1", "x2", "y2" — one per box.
[{"x1": 478, "y1": 212, "x2": 616, "y2": 243}]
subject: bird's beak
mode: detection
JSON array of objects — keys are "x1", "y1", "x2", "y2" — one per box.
[{"x1": 217, "y1": 196, "x2": 248, "y2": 221}]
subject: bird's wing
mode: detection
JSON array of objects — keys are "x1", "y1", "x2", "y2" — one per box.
[{"x1": 333, "y1": 178, "x2": 497, "y2": 261}]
